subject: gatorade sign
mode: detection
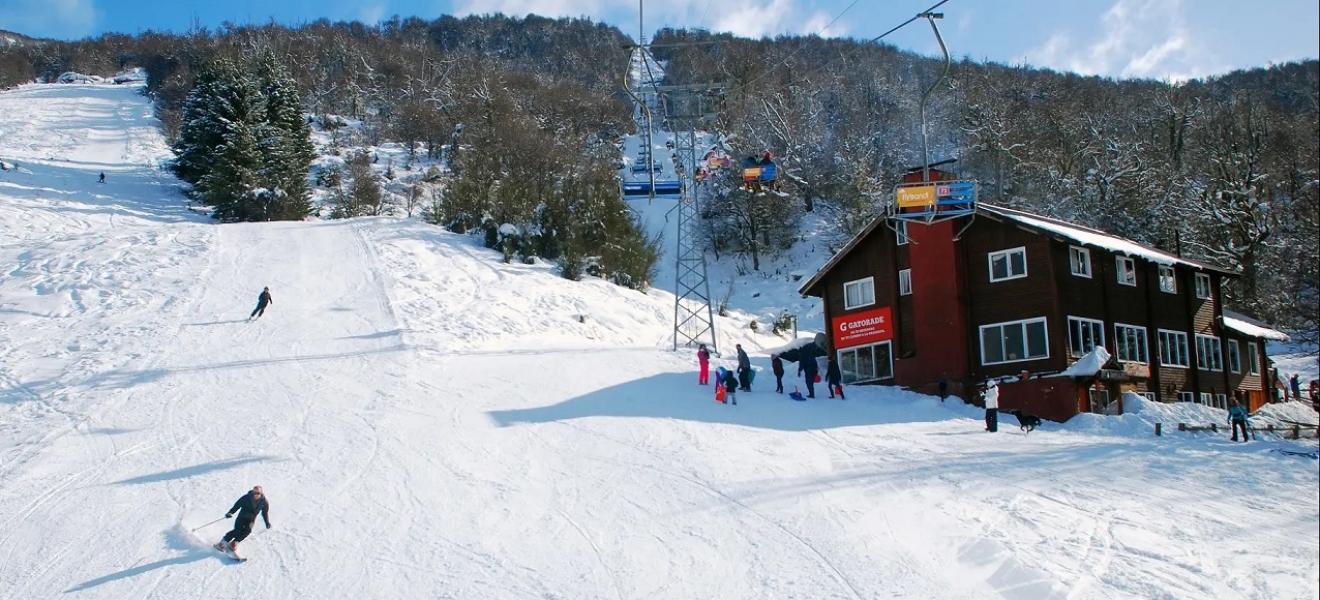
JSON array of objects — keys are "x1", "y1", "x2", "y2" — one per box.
[{"x1": 833, "y1": 307, "x2": 893, "y2": 349}]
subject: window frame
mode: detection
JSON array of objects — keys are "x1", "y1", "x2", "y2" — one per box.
[
  {"x1": 843, "y1": 276, "x2": 876, "y2": 310},
  {"x1": 837, "y1": 341, "x2": 894, "y2": 384},
  {"x1": 987, "y1": 247, "x2": 1028, "y2": 283},
  {"x1": 1113, "y1": 322, "x2": 1149, "y2": 364},
  {"x1": 1194, "y1": 273, "x2": 1212, "y2": 299},
  {"x1": 1227, "y1": 340, "x2": 1241, "y2": 374},
  {"x1": 898, "y1": 269, "x2": 912, "y2": 296},
  {"x1": 1157, "y1": 329, "x2": 1190, "y2": 368},
  {"x1": 1115, "y1": 256, "x2": 1137, "y2": 287},
  {"x1": 1140, "y1": 391, "x2": 1157, "y2": 402},
  {"x1": 1196, "y1": 334, "x2": 1224, "y2": 371},
  {"x1": 1246, "y1": 342, "x2": 1260, "y2": 375},
  {"x1": 979, "y1": 317, "x2": 1050, "y2": 366},
  {"x1": 1069, "y1": 246, "x2": 1092, "y2": 278},
  {"x1": 1067, "y1": 316, "x2": 1105, "y2": 358},
  {"x1": 1178, "y1": 391, "x2": 1195, "y2": 403},
  {"x1": 1214, "y1": 393, "x2": 1228, "y2": 410},
  {"x1": 1158, "y1": 265, "x2": 1177, "y2": 294},
  {"x1": 895, "y1": 221, "x2": 909, "y2": 246}
]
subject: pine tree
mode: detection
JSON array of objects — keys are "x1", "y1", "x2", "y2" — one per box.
[
  {"x1": 256, "y1": 55, "x2": 316, "y2": 220},
  {"x1": 173, "y1": 59, "x2": 267, "y2": 222}
]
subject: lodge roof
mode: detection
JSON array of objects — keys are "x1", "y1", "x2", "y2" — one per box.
[{"x1": 798, "y1": 202, "x2": 1237, "y2": 298}]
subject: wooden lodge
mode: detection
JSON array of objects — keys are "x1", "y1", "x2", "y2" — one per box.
[{"x1": 797, "y1": 168, "x2": 1290, "y2": 422}]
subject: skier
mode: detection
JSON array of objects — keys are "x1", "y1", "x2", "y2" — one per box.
[
  {"x1": 736, "y1": 344, "x2": 752, "y2": 391},
  {"x1": 984, "y1": 379, "x2": 999, "y2": 432},
  {"x1": 771, "y1": 353, "x2": 785, "y2": 393},
  {"x1": 826, "y1": 356, "x2": 844, "y2": 399},
  {"x1": 249, "y1": 287, "x2": 273, "y2": 320},
  {"x1": 216, "y1": 486, "x2": 270, "y2": 556},
  {"x1": 697, "y1": 344, "x2": 711, "y2": 385},
  {"x1": 1228, "y1": 400, "x2": 1250, "y2": 442}
]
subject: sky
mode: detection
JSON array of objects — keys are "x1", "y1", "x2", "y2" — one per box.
[
  {"x1": 1, "y1": 0, "x2": 1317, "y2": 80},
  {"x1": 2, "y1": 80, "x2": 1318, "y2": 599}
]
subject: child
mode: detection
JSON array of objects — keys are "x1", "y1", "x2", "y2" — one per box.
[
  {"x1": 697, "y1": 344, "x2": 711, "y2": 385},
  {"x1": 826, "y1": 356, "x2": 844, "y2": 399},
  {"x1": 721, "y1": 367, "x2": 739, "y2": 406}
]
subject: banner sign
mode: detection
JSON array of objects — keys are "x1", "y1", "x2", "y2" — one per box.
[
  {"x1": 833, "y1": 306, "x2": 893, "y2": 349},
  {"x1": 896, "y1": 185, "x2": 936, "y2": 208}
]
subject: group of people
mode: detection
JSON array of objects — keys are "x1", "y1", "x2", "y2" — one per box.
[{"x1": 696, "y1": 341, "x2": 844, "y2": 402}]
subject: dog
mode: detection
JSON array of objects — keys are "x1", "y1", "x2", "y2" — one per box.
[{"x1": 1008, "y1": 410, "x2": 1041, "y2": 432}]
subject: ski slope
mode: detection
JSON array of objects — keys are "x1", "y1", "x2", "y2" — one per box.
[{"x1": 1, "y1": 83, "x2": 1318, "y2": 600}]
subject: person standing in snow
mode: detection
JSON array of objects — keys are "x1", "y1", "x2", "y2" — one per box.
[
  {"x1": 721, "y1": 367, "x2": 739, "y2": 405},
  {"x1": 983, "y1": 379, "x2": 999, "y2": 432},
  {"x1": 736, "y1": 344, "x2": 752, "y2": 392},
  {"x1": 697, "y1": 344, "x2": 711, "y2": 385},
  {"x1": 217, "y1": 486, "x2": 270, "y2": 554},
  {"x1": 826, "y1": 356, "x2": 844, "y2": 399},
  {"x1": 1290, "y1": 374, "x2": 1301, "y2": 401},
  {"x1": 771, "y1": 354, "x2": 785, "y2": 393},
  {"x1": 98, "y1": 172, "x2": 105, "y2": 183},
  {"x1": 249, "y1": 287, "x2": 273, "y2": 321},
  {"x1": 799, "y1": 343, "x2": 821, "y2": 399},
  {"x1": 1228, "y1": 400, "x2": 1251, "y2": 442}
]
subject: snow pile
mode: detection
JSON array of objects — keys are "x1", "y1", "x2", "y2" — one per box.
[
  {"x1": 113, "y1": 68, "x2": 147, "y2": 84},
  {"x1": 1056, "y1": 346, "x2": 1111, "y2": 377},
  {"x1": 55, "y1": 72, "x2": 106, "y2": 84},
  {"x1": 1253, "y1": 401, "x2": 1319, "y2": 426}
]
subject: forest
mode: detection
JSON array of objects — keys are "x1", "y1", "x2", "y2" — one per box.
[{"x1": 0, "y1": 15, "x2": 1315, "y2": 340}]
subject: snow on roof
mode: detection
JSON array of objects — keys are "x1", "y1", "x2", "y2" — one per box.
[
  {"x1": 1057, "y1": 346, "x2": 1113, "y2": 378},
  {"x1": 1222, "y1": 309, "x2": 1290, "y2": 341},
  {"x1": 980, "y1": 204, "x2": 1231, "y2": 274}
]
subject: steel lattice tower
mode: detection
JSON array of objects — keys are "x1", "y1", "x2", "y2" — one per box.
[{"x1": 658, "y1": 84, "x2": 722, "y2": 353}]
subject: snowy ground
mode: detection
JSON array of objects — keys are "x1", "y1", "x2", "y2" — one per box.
[{"x1": 1, "y1": 83, "x2": 1317, "y2": 600}]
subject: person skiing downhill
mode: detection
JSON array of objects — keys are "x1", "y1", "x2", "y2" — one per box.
[
  {"x1": 249, "y1": 287, "x2": 273, "y2": 320},
  {"x1": 216, "y1": 486, "x2": 270, "y2": 556}
]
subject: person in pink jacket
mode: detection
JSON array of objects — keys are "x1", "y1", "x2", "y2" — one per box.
[{"x1": 697, "y1": 344, "x2": 711, "y2": 385}]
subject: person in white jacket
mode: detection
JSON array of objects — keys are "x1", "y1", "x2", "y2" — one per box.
[{"x1": 984, "y1": 379, "x2": 999, "y2": 432}]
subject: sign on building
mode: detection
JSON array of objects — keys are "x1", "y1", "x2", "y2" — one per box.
[{"x1": 833, "y1": 307, "x2": 893, "y2": 349}]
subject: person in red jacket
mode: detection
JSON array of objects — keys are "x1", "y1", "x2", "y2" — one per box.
[{"x1": 697, "y1": 344, "x2": 711, "y2": 385}]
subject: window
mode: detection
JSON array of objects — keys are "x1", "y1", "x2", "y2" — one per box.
[
  {"x1": 1194, "y1": 273, "x2": 1212, "y2": 299},
  {"x1": 988, "y1": 247, "x2": 1028, "y2": 282},
  {"x1": 1113, "y1": 323, "x2": 1149, "y2": 363},
  {"x1": 1069, "y1": 246, "x2": 1092, "y2": 278},
  {"x1": 980, "y1": 317, "x2": 1049, "y2": 365},
  {"x1": 898, "y1": 269, "x2": 912, "y2": 296},
  {"x1": 843, "y1": 277, "x2": 875, "y2": 310},
  {"x1": 1067, "y1": 316, "x2": 1105, "y2": 358},
  {"x1": 1196, "y1": 335, "x2": 1223, "y2": 371},
  {"x1": 1116, "y1": 257, "x2": 1136, "y2": 286},
  {"x1": 1158, "y1": 265, "x2": 1177, "y2": 293},
  {"x1": 1179, "y1": 391, "x2": 1195, "y2": 403},
  {"x1": 895, "y1": 221, "x2": 909, "y2": 245},
  {"x1": 1247, "y1": 342, "x2": 1260, "y2": 375},
  {"x1": 1140, "y1": 391, "x2": 1157, "y2": 402},
  {"x1": 1088, "y1": 389, "x2": 1111, "y2": 414},
  {"x1": 1200, "y1": 392, "x2": 1213, "y2": 407},
  {"x1": 1157, "y1": 329, "x2": 1190, "y2": 368},
  {"x1": 1228, "y1": 340, "x2": 1241, "y2": 373},
  {"x1": 1214, "y1": 394, "x2": 1228, "y2": 410},
  {"x1": 838, "y1": 342, "x2": 893, "y2": 383}
]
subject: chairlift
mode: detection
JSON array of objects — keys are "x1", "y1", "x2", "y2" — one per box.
[{"x1": 740, "y1": 151, "x2": 778, "y2": 194}]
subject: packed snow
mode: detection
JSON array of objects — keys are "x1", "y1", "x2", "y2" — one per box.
[{"x1": 1, "y1": 82, "x2": 1317, "y2": 600}]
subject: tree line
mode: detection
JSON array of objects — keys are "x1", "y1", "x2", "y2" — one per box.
[{"x1": 0, "y1": 17, "x2": 1314, "y2": 337}]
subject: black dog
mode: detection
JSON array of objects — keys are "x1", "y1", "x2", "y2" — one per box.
[{"x1": 1008, "y1": 410, "x2": 1041, "y2": 432}]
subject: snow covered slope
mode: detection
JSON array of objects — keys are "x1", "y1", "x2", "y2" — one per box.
[{"x1": 1, "y1": 83, "x2": 1317, "y2": 600}]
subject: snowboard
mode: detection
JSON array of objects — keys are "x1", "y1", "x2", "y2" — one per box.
[{"x1": 214, "y1": 542, "x2": 248, "y2": 562}]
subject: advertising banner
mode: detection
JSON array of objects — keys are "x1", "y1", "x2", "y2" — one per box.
[{"x1": 833, "y1": 306, "x2": 893, "y2": 349}]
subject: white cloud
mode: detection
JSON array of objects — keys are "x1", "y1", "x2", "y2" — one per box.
[
  {"x1": 1024, "y1": 0, "x2": 1218, "y2": 80},
  {"x1": 0, "y1": 0, "x2": 96, "y2": 39}
]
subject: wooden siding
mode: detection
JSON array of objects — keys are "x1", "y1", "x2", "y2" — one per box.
[
  {"x1": 961, "y1": 217, "x2": 1060, "y2": 380},
  {"x1": 822, "y1": 224, "x2": 899, "y2": 352}
]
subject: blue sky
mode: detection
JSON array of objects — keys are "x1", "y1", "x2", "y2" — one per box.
[{"x1": 2, "y1": 0, "x2": 1316, "y2": 80}]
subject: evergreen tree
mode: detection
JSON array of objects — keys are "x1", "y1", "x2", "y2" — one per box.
[
  {"x1": 256, "y1": 55, "x2": 316, "y2": 220},
  {"x1": 172, "y1": 59, "x2": 267, "y2": 222}
]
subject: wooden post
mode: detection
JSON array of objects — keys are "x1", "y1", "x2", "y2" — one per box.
[
  {"x1": 1211, "y1": 423, "x2": 1218, "y2": 432},
  {"x1": 1178, "y1": 423, "x2": 1187, "y2": 431},
  {"x1": 1155, "y1": 422, "x2": 1162, "y2": 436}
]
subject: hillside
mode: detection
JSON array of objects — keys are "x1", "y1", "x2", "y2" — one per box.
[{"x1": 1, "y1": 82, "x2": 1317, "y2": 600}]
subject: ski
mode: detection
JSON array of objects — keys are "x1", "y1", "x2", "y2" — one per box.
[{"x1": 214, "y1": 542, "x2": 248, "y2": 562}]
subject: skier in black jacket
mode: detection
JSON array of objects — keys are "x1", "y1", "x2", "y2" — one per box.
[
  {"x1": 248, "y1": 287, "x2": 273, "y2": 320},
  {"x1": 217, "y1": 486, "x2": 271, "y2": 553}
]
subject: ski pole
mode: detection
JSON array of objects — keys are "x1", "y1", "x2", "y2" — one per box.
[{"x1": 191, "y1": 517, "x2": 226, "y2": 533}]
